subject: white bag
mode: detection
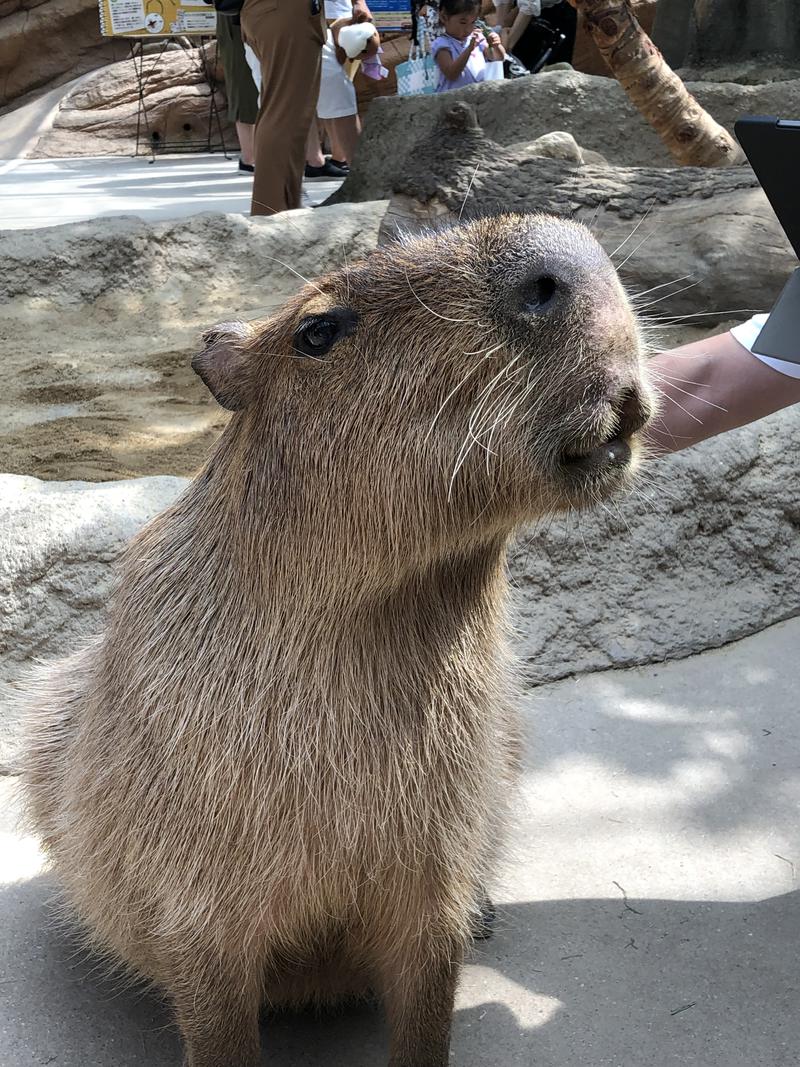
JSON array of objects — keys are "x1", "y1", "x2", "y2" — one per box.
[
  {"x1": 396, "y1": 45, "x2": 438, "y2": 96},
  {"x1": 482, "y1": 59, "x2": 505, "y2": 81},
  {"x1": 396, "y1": 14, "x2": 437, "y2": 97}
]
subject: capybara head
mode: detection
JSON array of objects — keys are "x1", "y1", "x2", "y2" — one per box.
[{"x1": 193, "y1": 214, "x2": 653, "y2": 563}]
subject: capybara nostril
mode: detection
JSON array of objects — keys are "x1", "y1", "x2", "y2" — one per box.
[
  {"x1": 520, "y1": 274, "x2": 560, "y2": 316},
  {"x1": 616, "y1": 386, "x2": 652, "y2": 437}
]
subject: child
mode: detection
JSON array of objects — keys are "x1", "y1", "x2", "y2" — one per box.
[
  {"x1": 308, "y1": 5, "x2": 388, "y2": 178},
  {"x1": 432, "y1": 0, "x2": 506, "y2": 93}
]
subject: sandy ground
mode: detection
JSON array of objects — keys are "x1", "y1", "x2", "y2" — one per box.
[{"x1": 0, "y1": 310, "x2": 229, "y2": 481}]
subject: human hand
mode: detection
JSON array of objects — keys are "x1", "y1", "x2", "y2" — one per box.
[
  {"x1": 468, "y1": 30, "x2": 481, "y2": 51},
  {"x1": 352, "y1": 0, "x2": 372, "y2": 22},
  {"x1": 487, "y1": 30, "x2": 501, "y2": 48}
]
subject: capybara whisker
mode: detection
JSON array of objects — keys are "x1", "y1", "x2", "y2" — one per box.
[
  {"x1": 651, "y1": 375, "x2": 728, "y2": 412},
  {"x1": 608, "y1": 198, "x2": 656, "y2": 259},
  {"x1": 633, "y1": 280, "x2": 702, "y2": 312},
  {"x1": 630, "y1": 274, "x2": 695, "y2": 302}
]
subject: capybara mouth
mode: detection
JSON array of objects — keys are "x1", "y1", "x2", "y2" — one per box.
[
  {"x1": 561, "y1": 431, "x2": 632, "y2": 472},
  {"x1": 557, "y1": 383, "x2": 650, "y2": 478}
]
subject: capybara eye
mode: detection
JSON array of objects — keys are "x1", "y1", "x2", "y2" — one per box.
[{"x1": 294, "y1": 308, "x2": 359, "y2": 360}]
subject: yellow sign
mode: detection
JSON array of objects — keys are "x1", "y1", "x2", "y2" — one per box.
[{"x1": 99, "y1": 0, "x2": 217, "y2": 37}]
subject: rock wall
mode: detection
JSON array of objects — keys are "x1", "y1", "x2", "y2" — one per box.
[
  {"x1": 334, "y1": 70, "x2": 800, "y2": 202},
  {"x1": 0, "y1": 0, "x2": 116, "y2": 108},
  {"x1": 30, "y1": 42, "x2": 234, "y2": 158}
]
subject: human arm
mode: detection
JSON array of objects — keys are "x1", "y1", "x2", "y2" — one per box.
[
  {"x1": 434, "y1": 33, "x2": 480, "y2": 81},
  {"x1": 503, "y1": 0, "x2": 540, "y2": 51},
  {"x1": 645, "y1": 326, "x2": 800, "y2": 454},
  {"x1": 330, "y1": 16, "x2": 350, "y2": 63},
  {"x1": 352, "y1": 0, "x2": 371, "y2": 21},
  {"x1": 493, "y1": 0, "x2": 516, "y2": 26}
]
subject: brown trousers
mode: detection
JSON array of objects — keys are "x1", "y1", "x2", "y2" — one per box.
[{"x1": 241, "y1": 0, "x2": 325, "y2": 216}]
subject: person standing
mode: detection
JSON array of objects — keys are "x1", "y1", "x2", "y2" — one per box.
[
  {"x1": 240, "y1": 0, "x2": 326, "y2": 216},
  {"x1": 306, "y1": 0, "x2": 375, "y2": 178},
  {"x1": 497, "y1": 0, "x2": 577, "y2": 69},
  {"x1": 215, "y1": 11, "x2": 258, "y2": 172}
]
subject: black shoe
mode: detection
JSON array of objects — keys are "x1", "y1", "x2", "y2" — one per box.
[
  {"x1": 329, "y1": 158, "x2": 350, "y2": 174},
  {"x1": 238, "y1": 159, "x2": 254, "y2": 173},
  {"x1": 304, "y1": 159, "x2": 348, "y2": 179}
]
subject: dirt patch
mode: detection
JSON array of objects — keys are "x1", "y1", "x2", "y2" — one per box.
[
  {"x1": 21, "y1": 383, "x2": 104, "y2": 405},
  {"x1": 0, "y1": 412, "x2": 228, "y2": 482},
  {"x1": 2, "y1": 334, "x2": 229, "y2": 481}
]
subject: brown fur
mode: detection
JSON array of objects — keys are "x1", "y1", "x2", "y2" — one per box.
[{"x1": 19, "y1": 215, "x2": 653, "y2": 1066}]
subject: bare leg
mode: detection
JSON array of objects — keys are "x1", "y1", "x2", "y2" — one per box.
[
  {"x1": 381, "y1": 943, "x2": 461, "y2": 1067},
  {"x1": 236, "y1": 121, "x2": 255, "y2": 167},
  {"x1": 305, "y1": 120, "x2": 325, "y2": 168},
  {"x1": 171, "y1": 960, "x2": 262, "y2": 1067},
  {"x1": 325, "y1": 114, "x2": 361, "y2": 164}
]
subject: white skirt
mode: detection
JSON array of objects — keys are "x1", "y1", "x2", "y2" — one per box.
[{"x1": 317, "y1": 30, "x2": 357, "y2": 119}]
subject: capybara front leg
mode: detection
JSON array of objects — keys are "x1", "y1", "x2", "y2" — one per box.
[
  {"x1": 171, "y1": 964, "x2": 262, "y2": 1067},
  {"x1": 382, "y1": 946, "x2": 461, "y2": 1067}
]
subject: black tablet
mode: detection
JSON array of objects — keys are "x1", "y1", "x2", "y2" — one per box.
[{"x1": 735, "y1": 115, "x2": 800, "y2": 365}]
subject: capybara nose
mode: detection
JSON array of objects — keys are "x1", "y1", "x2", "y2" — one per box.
[{"x1": 519, "y1": 273, "x2": 562, "y2": 316}]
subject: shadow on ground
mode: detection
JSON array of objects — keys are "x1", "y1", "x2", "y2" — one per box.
[
  {"x1": 3, "y1": 626, "x2": 799, "y2": 1065},
  {"x1": 2, "y1": 875, "x2": 799, "y2": 1067}
]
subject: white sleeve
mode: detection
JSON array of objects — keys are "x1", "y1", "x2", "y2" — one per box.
[
  {"x1": 517, "y1": 0, "x2": 541, "y2": 14},
  {"x1": 729, "y1": 313, "x2": 800, "y2": 380}
]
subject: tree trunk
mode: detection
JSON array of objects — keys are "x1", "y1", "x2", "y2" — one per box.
[
  {"x1": 568, "y1": 0, "x2": 744, "y2": 167},
  {"x1": 687, "y1": 0, "x2": 800, "y2": 68}
]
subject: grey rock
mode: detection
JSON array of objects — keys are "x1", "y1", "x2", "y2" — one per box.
[
  {"x1": 529, "y1": 130, "x2": 584, "y2": 162},
  {"x1": 3, "y1": 406, "x2": 798, "y2": 743},
  {"x1": 31, "y1": 43, "x2": 236, "y2": 159},
  {"x1": 509, "y1": 407, "x2": 800, "y2": 685},
  {"x1": 384, "y1": 101, "x2": 760, "y2": 221},
  {"x1": 0, "y1": 202, "x2": 387, "y2": 317},
  {"x1": 376, "y1": 105, "x2": 793, "y2": 322},
  {"x1": 332, "y1": 70, "x2": 800, "y2": 204},
  {"x1": 581, "y1": 147, "x2": 608, "y2": 165},
  {"x1": 0, "y1": 474, "x2": 188, "y2": 758},
  {"x1": 0, "y1": 474, "x2": 187, "y2": 682},
  {"x1": 0, "y1": 0, "x2": 116, "y2": 108}
]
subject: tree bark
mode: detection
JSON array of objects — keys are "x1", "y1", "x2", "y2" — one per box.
[{"x1": 568, "y1": 0, "x2": 744, "y2": 167}]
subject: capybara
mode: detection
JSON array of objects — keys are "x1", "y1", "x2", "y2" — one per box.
[{"x1": 19, "y1": 214, "x2": 654, "y2": 1066}]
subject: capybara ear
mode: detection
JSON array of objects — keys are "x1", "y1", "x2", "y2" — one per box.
[{"x1": 192, "y1": 321, "x2": 254, "y2": 411}]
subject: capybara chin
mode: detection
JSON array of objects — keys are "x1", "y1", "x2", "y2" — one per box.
[{"x1": 19, "y1": 214, "x2": 654, "y2": 1066}]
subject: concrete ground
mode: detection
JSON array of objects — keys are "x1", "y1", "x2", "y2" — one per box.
[
  {"x1": 0, "y1": 155, "x2": 341, "y2": 230},
  {"x1": 2, "y1": 617, "x2": 798, "y2": 1066},
  {"x1": 0, "y1": 75, "x2": 340, "y2": 229}
]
